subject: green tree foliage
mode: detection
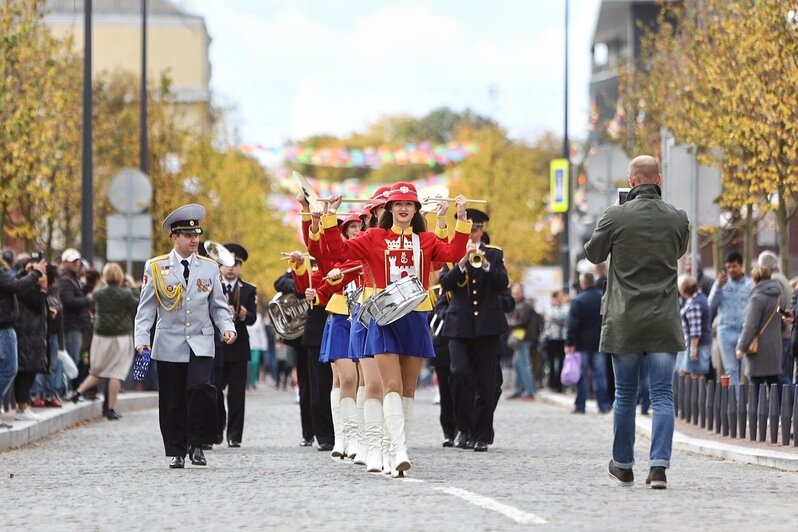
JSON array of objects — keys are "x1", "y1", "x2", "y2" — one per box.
[{"x1": 614, "y1": 0, "x2": 798, "y2": 272}]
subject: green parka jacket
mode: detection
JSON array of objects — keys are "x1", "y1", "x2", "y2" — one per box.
[{"x1": 584, "y1": 184, "x2": 690, "y2": 354}]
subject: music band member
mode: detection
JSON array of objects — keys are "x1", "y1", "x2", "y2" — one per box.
[
  {"x1": 440, "y1": 208, "x2": 509, "y2": 453},
  {"x1": 213, "y1": 243, "x2": 257, "y2": 448},
  {"x1": 318, "y1": 182, "x2": 471, "y2": 477},
  {"x1": 134, "y1": 204, "x2": 236, "y2": 469}
]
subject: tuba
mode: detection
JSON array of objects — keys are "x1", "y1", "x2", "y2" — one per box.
[
  {"x1": 267, "y1": 292, "x2": 309, "y2": 340},
  {"x1": 203, "y1": 241, "x2": 235, "y2": 267}
]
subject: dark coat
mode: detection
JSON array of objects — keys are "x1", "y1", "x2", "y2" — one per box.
[
  {"x1": 584, "y1": 184, "x2": 690, "y2": 354},
  {"x1": 15, "y1": 288, "x2": 48, "y2": 372},
  {"x1": 216, "y1": 280, "x2": 258, "y2": 363},
  {"x1": 440, "y1": 245, "x2": 509, "y2": 339},
  {"x1": 565, "y1": 286, "x2": 602, "y2": 352},
  {"x1": 0, "y1": 267, "x2": 42, "y2": 329},
  {"x1": 58, "y1": 269, "x2": 91, "y2": 331}
]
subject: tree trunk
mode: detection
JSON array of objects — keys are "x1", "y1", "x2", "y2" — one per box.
[
  {"x1": 776, "y1": 186, "x2": 790, "y2": 276},
  {"x1": 743, "y1": 204, "x2": 754, "y2": 273}
]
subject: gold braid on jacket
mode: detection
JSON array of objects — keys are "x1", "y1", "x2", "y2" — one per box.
[{"x1": 152, "y1": 264, "x2": 183, "y2": 311}]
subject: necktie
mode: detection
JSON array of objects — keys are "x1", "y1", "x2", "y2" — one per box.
[
  {"x1": 226, "y1": 283, "x2": 233, "y2": 295},
  {"x1": 181, "y1": 259, "x2": 190, "y2": 284}
]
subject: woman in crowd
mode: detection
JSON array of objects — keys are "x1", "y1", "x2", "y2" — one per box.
[
  {"x1": 318, "y1": 182, "x2": 470, "y2": 477},
  {"x1": 68, "y1": 263, "x2": 139, "y2": 419},
  {"x1": 13, "y1": 256, "x2": 49, "y2": 421},
  {"x1": 736, "y1": 265, "x2": 784, "y2": 390},
  {"x1": 678, "y1": 275, "x2": 712, "y2": 377},
  {"x1": 30, "y1": 264, "x2": 65, "y2": 408}
]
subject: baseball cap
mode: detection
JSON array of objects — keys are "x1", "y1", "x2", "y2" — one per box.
[{"x1": 61, "y1": 248, "x2": 81, "y2": 262}]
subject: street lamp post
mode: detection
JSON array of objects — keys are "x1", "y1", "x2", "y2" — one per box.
[
  {"x1": 81, "y1": 0, "x2": 93, "y2": 263},
  {"x1": 561, "y1": 0, "x2": 570, "y2": 294}
]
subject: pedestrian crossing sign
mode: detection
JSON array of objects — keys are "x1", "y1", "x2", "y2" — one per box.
[{"x1": 549, "y1": 159, "x2": 569, "y2": 213}]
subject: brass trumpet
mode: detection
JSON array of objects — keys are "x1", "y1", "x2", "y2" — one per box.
[{"x1": 468, "y1": 248, "x2": 486, "y2": 268}]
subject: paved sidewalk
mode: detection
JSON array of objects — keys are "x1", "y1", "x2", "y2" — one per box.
[
  {"x1": 0, "y1": 391, "x2": 158, "y2": 451},
  {"x1": 537, "y1": 389, "x2": 798, "y2": 472}
]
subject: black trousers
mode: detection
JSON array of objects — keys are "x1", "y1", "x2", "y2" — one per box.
[
  {"x1": 156, "y1": 352, "x2": 214, "y2": 457},
  {"x1": 213, "y1": 359, "x2": 248, "y2": 444},
  {"x1": 293, "y1": 343, "x2": 314, "y2": 442},
  {"x1": 449, "y1": 336, "x2": 500, "y2": 444},
  {"x1": 432, "y1": 341, "x2": 456, "y2": 440},
  {"x1": 306, "y1": 346, "x2": 334, "y2": 445}
]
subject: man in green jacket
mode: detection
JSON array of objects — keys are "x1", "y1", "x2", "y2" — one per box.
[{"x1": 585, "y1": 155, "x2": 689, "y2": 490}]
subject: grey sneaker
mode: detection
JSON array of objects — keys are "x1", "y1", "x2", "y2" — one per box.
[
  {"x1": 608, "y1": 459, "x2": 634, "y2": 487},
  {"x1": 646, "y1": 467, "x2": 667, "y2": 489}
]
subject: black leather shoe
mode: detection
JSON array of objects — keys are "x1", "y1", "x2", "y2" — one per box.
[
  {"x1": 317, "y1": 442, "x2": 334, "y2": 452},
  {"x1": 442, "y1": 438, "x2": 454, "y2": 448},
  {"x1": 199, "y1": 444, "x2": 212, "y2": 450},
  {"x1": 299, "y1": 439, "x2": 314, "y2": 447},
  {"x1": 190, "y1": 447, "x2": 207, "y2": 466},
  {"x1": 453, "y1": 431, "x2": 469, "y2": 449},
  {"x1": 227, "y1": 440, "x2": 241, "y2": 448},
  {"x1": 474, "y1": 441, "x2": 489, "y2": 452},
  {"x1": 66, "y1": 391, "x2": 81, "y2": 404},
  {"x1": 104, "y1": 409, "x2": 121, "y2": 420},
  {"x1": 169, "y1": 456, "x2": 185, "y2": 469}
]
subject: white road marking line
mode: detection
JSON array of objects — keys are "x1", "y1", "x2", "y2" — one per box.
[
  {"x1": 401, "y1": 477, "x2": 424, "y2": 483},
  {"x1": 432, "y1": 486, "x2": 547, "y2": 525}
]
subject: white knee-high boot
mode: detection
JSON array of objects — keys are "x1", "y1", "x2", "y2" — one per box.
[
  {"x1": 330, "y1": 388, "x2": 345, "y2": 459},
  {"x1": 353, "y1": 386, "x2": 367, "y2": 464},
  {"x1": 363, "y1": 398, "x2": 383, "y2": 473},
  {"x1": 340, "y1": 397, "x2": 359, "y2": 460},
  {"x1": 383, "y1": 391, "x2": 410, "y2": 478},
  {"x1": 381, "y1": 415, "x2": 392, "y2": 474},
  {"x1": 402, "y1": 396, "x2": 414, "y2": 442}
]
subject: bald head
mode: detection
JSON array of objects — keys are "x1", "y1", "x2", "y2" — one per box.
[{"x1": 628, "y1": 155, "x2": 661, "y2": 187}]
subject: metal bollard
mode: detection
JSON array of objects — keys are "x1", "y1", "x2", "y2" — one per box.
[
  {"x1": 673, "y1": 372, "x2": 679, "y2": 417},
  {"x1": 749, "y1": 382, "x2": 758, "y2": 441},
  {"x1": 793, "y1": 386, "x2": 798, "y2": 448},
  {"x1": 714, "y1": 380, "x2": 722, "y2": 434},
  {"x1": 758, "y1": 384, "x2": 768, "y2": 442},
  {"x1": 769, "y1": 383, "x2": 780, "y2": 444},
  {"x1": 728, "y1": 385, "x2": 737, "y2": 438},
  {"x1": 737, "y1": 384, "x2": 747, "y2": 440},
  {"x1": 691, "y1": 377, "x2": 700, "y2": 425},
  {"x1": 679, "y1": 375, "x2": 687, "y2": 421},
  {"x1": 781, "y1": 384, "x2": 792, "y2": 446},
  {"x1": 698, "y1": 377, "x2": 707, "y2": 429},
  {"x1": 720, "y1": 384, "x2": 729, "y2": 437},
  {"x1": 684, "y1": 375, "x2": 692, "y2": 422},
  {"x1": 706, "y1": 380, "x2": 715, "y2": 432}
]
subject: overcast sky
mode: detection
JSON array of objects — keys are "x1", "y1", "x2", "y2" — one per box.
[{"x1": 178, "y1": 0, "x2": 601, "y2": 146}]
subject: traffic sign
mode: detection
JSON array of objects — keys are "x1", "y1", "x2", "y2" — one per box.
[
  {"x1": 108, "y1": 168, "x2": 152, "y2": 214},
  {"x1": 549, "y1": 159, "x2": 569, "y2": 213}
]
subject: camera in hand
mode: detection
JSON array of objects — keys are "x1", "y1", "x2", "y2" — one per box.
[
  {"x1": 617, "y1": 188, "x2": 631, "y2": 205},
  {"x1": 30, "y1": 250, "x2": 44, "y2": 262}
]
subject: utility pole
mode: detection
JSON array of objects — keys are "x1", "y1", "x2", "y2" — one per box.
[
  {"x1": 561, "y1": 0, "x2": 570, "y2": 293},
  {"x1": 81, "y1": 0, "x2": 93, "y2": 263},
  {"x1": 140, "y1": 0, "x2": 149, "y2": 175}
]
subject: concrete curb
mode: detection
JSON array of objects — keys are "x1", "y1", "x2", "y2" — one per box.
[
  {"x1": 535, "y1": 390, "x2": 798, "y2": 471},
  {"x1": 0, "y1": 391, "x2": 158, "y2": 452}
]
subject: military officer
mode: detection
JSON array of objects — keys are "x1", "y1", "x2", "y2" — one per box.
[
  {"x1": 439, "y1": 208, "x2": 509, "y2": 452},
  {"x1": 213, "y1": 243, "x2": 257, "y2": 448},
  {"x1": 134, "y1": 204, "x2": 236, "y2": 469}
]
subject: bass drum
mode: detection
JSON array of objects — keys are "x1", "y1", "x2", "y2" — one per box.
[{"x1": 357, "y1": 275, "x2": 427, "y2": 327}]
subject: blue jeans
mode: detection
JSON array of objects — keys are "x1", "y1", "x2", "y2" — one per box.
[
  {"x1": 718, "y1": 327, "x2": 744, "y2": 386},
  {"x1": 0, "y1": 327, "x2": 18, "y2": 402},
  {"x1": 638, "y1": 356, "x2": 650, "y2": 413},
  {"x1": 512, "y1": 341, "x2": 535, "y2": 396},
  {"x1": 575, "y1": 351, "x2": 609, "y2": 412},
  {"x1": 31, "y1": 334, "x2": 65, "y2": 398},
  {"x1": 611, "y1": 352, "x2": 676, "y2": 469}
]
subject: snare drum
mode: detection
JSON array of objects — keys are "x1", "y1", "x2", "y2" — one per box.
[{"x1": 357, "y1": 275, "x2": 428, "y2": 327}]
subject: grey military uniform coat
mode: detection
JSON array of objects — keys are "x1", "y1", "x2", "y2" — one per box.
[{"x1": 134, "y1": 250, "x2": 235, "y2": 362}]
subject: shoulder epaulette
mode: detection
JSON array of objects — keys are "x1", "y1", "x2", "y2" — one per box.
[
  {"x1": 146, "y1": 254, "x2": 169, "y2": 264},
  {"x1": 484, "y1": 244, "x2": 503, "y2": 251},
  {"x1": 197, "y1": 255, "x2": 218, "y2": 264}
]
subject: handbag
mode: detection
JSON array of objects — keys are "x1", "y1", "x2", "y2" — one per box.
[
  {"x1": 506, "y1": 328, "x2": 526, "y2": 351},
  {"x1": 132, "y1": 348, "x2": 152, "y2": 381},
  {"x1": 58, "y1": 349, "x2": 79, "y2": 379},
  {"x1": 746, "y1": 301, "x2": 779, "y2": 354},
  {"x1": 560, "y1": 351, "x2": 582, "y2": 386}
]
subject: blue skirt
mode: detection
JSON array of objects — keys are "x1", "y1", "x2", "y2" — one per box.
[
  {"x1": 348, "y1": 304, "x2": 369, "y2": 358},
  {"x1": 320, "y1": 314, "x2": 357, "y2": 362},
  {"x1": 364, "y1": 311, "x2": 435, "y2": 358}
]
